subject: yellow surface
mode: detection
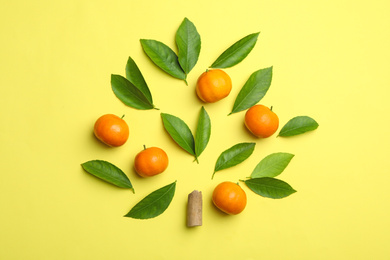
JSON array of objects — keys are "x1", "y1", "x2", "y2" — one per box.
[{"x1": 1, "y1": 0, "x2": 390, "y2": 259}]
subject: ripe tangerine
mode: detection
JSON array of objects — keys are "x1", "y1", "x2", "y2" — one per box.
[
  {"x1": 245, "y1": 105, "x2": 279, "y2": 138},
  {"x1": 94, "y1": 114, "x2": 129, "y2": 147},
  {"x1": 134, "y1": 146, "x2": 169, "y2": 177},
  {"x1": 196, "y1": 69, "x2": 232, "y2": 103},
  {"x1": 212, "y1": 181, "x2": 247, "y2": 215}
]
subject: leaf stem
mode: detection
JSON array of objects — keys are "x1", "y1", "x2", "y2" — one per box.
[{"x1": 211, "y1": 171, "x2": 216, "y2": 180}]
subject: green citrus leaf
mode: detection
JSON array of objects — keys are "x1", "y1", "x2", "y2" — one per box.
[
  {"x1": 212, "y1": 142, "x2": 256, "y2": 179},
  {"x1": 278, "y1": 116, "x2": 319, "y2": 137},
  {"x1": 175, "y1": 17, "x2": 201, "y2": 75},
  {"x1": 140, "y1": 39, "x2": 187, "y2": 84},
  {"x1": 125, "y1": 56, "x2": 153, "y2": 105},
  {"x1": 229, "y1": 67, "x2": 273, "y2": 115},
  {"x1": 81, "y1": 160, "x2": 134, "y2": 192},
  {"x1": 161, "y1": 113, "x2": 196, "y2": 158},
  {"x1": 250, "y1": 152, "x2": 295, "y2": 178},
  {"x1": 210, "y1": 32, "x2": 260, "y2": 69},
  {"x1": 244, "y1": 177, "x2": 296, "y2": 199},
  {"x1": 194, "y1": 106, "x2": 211, "y2": 160},
  {"x1": 111, "y1": 74, "x2": 154, "y2": 110},
  {"x1": 124, "y1": 181, "x2": 176, "y2": 219}
]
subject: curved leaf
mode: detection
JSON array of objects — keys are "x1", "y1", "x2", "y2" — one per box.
[
  {"x1": 195, "y1": 106, "x2": 211, "y2": 160},
  {"x1": 176, "y1": 17, "x2": 201, "y2": 75},
  {"x1": 251, "y1": 152, "x2": 295, "y2": 178},
  {"x1": 212, "y1": 142, "x2": 256, "y2": 179},
  {"x1": 211, "y1": 32, "x2": 260, "y2": 69},
  {"x1": 125, "y1": 56, "x2": 153, "y2": 104},
  {"x1": 229, "y1": 67, "x2": 273, "y2": 115},
  {"x1": 111, "y1": 74, "x2": 154, "y2": 110},
  {"x1": 278, "y1": 116, "x2": 319, "y2": 137},
  {"x1": 81, "y1": 160, "x2": 134, "y2": 192},
  {"x1": 124, "y1": 181, "x2": 176, "y2": 219},
  {"x1": 140, "y1": 39, "x2": 187, "y2": 83},
  {"x1": 244, "y1": 177, "x2": 296, "y2": 199},
  {"x1": 161, "y1": 113, "x2": 195, "y2": 157}
]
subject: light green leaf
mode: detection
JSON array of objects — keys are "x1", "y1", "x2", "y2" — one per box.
[
  {"x1": 124, "y1": 181, "x2": 176, "y2": 219},
  {"x1": 251, "y1": 153, "x2": 295, "y2": 178},
  {"x1": 212, "y1": 142, "x2": 256, "y2": 179},
  {"x1": 161, "y1": 113, "x2": 196, "y2": 157},
  {"x1": 278, "y1": 116, "x2": 319, "y2": 137},
  {"x1": 111, "y1": 74, "x2": 155, "y2": 110},
  {"x1": 244, "y1": 177, "x2": 296, "y2": 199},
  {"x1": 81, "y1": 160, "x2": 134, "y2": 192},
  {"x1": 229, "y1": 67, "x2": 273, "y2": 115},
  {"x1": 211, "y1": 32, "x2": 260, "y2": 69},
  {"x1": 140, "y1": 39, "x2": 187, "y2": 84},
  {"x1": 194, "y1": 106, "x2": 211, "y2": 160},
  {"x1": 176, "y1": 17, "x2": 201, "y2": 75}
]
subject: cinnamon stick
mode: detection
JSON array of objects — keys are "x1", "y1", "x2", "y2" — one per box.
[{"x1": 187, "y1": 190, "x2": 202, "y2": 227}]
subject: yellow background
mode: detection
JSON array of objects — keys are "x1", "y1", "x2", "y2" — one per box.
[{"x1": 1, "y1": 0, "x2": 390, "y2": 259}]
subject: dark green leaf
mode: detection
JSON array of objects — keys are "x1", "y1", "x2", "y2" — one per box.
[
  {"x1": 229, "y1": 67, "x2": 273, "y2": 115},
  {"x1": 161, "y1": 113, "x2": 196, "y2": 157},
  {"x1": 111, "y1": 74, "x2": 154, "y2": 110},
  {"x1": 124, "y1": 181, "x2": 176, "y2": 219},
  {"x1": 175, "y1": 17, "x2": 201, "y2": 75},
  {"x1": 278, "y1": 116, "x2": 319, "y2": 137},
  {"x1": 125, "y1": 56, "x2": 153, "y2": 104},
  {"x1": 140, "y1": 39, "x2": 187, "y2": 84},
  {"x1": 210, "y1": 32, "x2": 260, "y2": 69},
  {"x1": 194, "y1": 106, "x2": 211, "y2": 160},
  {"x1": 81, "y1": 160, "x2": 134, "y2": 192},
  {"x1": 251, "y1": 153, "x2": 295, "y2": 178},
  {"x1": 244, "y1": 177, "x2": 296, "y2": 199},
  {"x1": 212, "y1": 142, "x2": 256, "y2": 179}
]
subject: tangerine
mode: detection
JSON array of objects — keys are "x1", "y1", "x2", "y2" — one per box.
[
  {"x1": 245, "y1": 105, "x2": 279, "y2": 138},
  {"x1": 134, "y1": 146, "x2": 169, "y2": 177},
  {"x1": 94, "y1": 114, "x2": 129, "y2": 147},
  {"x1": 212, "y1": 181, "x2": 247, "y2": 215},
  {"x1": 196, "y1": 69, "x2": 232, "y2": 103}
]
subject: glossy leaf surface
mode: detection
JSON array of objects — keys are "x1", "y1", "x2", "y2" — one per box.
[
  {"x1": 278, "y1": 116, "x2": 319, "y2": 137},
  {"x1": 211, "y1": 32, "x2": 260, "y2": 69},
  {"x1": 244, "y1": 177, "x2": 296, "y2": 199},
  {"x1": 161, "y1": 113, "x2": 195, "y2": 157},
  {"x1": 230, "y1": 66, "x2": 273, "y2": 115},
  {"x1": 213, "y1": 142, "x2": 255, "y2": 179},
  {"x1": 194, "y1": 106, "x2": 211, "y2": 159},
  {"x1": 124, "y1": 181, "x2": 176, "y2": 219},
  {"x1": 125, "y1": 56, "x2": 153, "y2": 104},
  {"x1": 250, "y1": 152, "x2": 295, "y2": 178},
  {"x1": 81, "y1": 160, "x2": 134, "y2": 192},
  {"x1": 175, "y1": 17, "x2": 201, "y2": 75},
  {"x1": 140, "y1": 39, "x2": 186, "y2": 82},
  {"x1": 111, "y1": 74, "x2": 154, "y2": 110}
]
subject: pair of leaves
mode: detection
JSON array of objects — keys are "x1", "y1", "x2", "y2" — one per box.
[
  {"x1": 242, "y1": 152, "x2": 296, "y2": 199},
  {"x1": 111, "y1": 57, "x2": 157, "y2": 110},
  {"x1": 161, "y1": 107, "x2": 211, "y2": 162},
  {"x1": 279, "y1": 116, "x2": 319, "y2": 137},
  {"x1": 141, "y1": 18, "x2": 200, "y2": 84},
  {"x1": 229, "y1": 67, "x2": 273, "y2": 115},
  {"x1": 81, "y1": 160, "x2": 134, "y2": 193},
  {"x1": 211, "y1": 32, "x2": 260, "y2": 69},
  {"x1": 125, "y1": 181, "x2": 176, "y2": 219},
  {"x1": 212, "y1": 142, "x2": 256, "y2": 179}
]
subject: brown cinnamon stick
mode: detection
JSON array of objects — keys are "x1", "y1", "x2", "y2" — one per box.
[{"x1": 187, "y1": 190, "x2": 202, "y2": 227}]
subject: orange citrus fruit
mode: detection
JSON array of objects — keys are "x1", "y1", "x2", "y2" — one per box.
[
  {"x1": 212, "y1": 181, "x2": 247, "y2": 215},
  {"x1": 134, "y1": 146, "x2": 169, "y2": 177},
  {"x1": 196, "y1": 69, "x2": 232, "y2": 103},
  {"x1": 94, "y1": 114, "x2": 129, "y2": 147},
  {"x1": 245, "y1": 105, "x2": 279, "y2": 138}
]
